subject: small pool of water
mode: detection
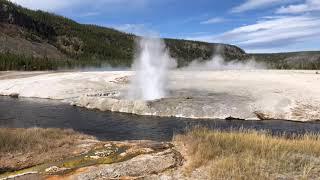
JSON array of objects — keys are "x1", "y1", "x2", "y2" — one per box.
[{"x1": 1, "y1": 96, "x2": 320, "y2": 141}]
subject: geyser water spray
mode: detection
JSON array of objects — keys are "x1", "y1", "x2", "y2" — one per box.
[{"x1": 127, "y1": 37, "x2": 176, "y2": 101}]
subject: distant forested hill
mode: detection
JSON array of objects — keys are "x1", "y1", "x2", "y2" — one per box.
[
  {"x1": 0, "y1": 0, "x2": 245, "y2": 70},
  {"x1": 250, "y1": 51, "x2": 320, "y2": 70},
  {"x1": 0, "y1": 0, "x2": 319, "y2": 70}
]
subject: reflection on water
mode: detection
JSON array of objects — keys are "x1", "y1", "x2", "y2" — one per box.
[{"x1": 0, "y1": 96, "x2": 320, "y2": 141}]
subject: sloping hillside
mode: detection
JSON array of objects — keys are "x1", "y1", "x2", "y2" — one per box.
[
  {"x1": 1, "y1": 0, "x2": 319, "y2": 70},
  {"x1": 251, "y1": 51, "x2": 320, "y2": 69},
  {"x1": 0, "y1": 0, "x2": 245, "y2": 70}
]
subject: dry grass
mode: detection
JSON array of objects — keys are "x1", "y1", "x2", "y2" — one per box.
[
  {"x1": 174, "y1": 128, "x2": 320, "y2": 179},
  {"x1": 0, "y1": 128, "x2": 97, "y2": 172},
  {"x1": 0, "y1": 128, "x2": 91, "y2": 153}
]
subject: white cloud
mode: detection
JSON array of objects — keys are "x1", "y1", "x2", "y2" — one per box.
[
  {"x1": 107, "y1": 24, "x2": 159, "y2": 36},
  {"x1": 200, "y1": 17, "x2": 225, "y2": 24},
  {"x1": 188, "y1": 15, "x2": 320, "y2": 52},
  {"x1": 231, "y1": 0, "x2": 283, "y2": 13},
  {"x1": 79, "y1": 12, "x2": 100, "y2": 18},
  {"x1": 9, "y1": 0, "x2": 147, "y2": 11},
  {"x1": 276, "y1": 0, "x2": 320, "y2": 14},
  {"x1": 113, "y1": 24, "x2": 147, "y2": 35}
]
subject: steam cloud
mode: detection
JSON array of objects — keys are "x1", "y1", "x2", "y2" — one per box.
[
  {"x1": 184, "y1": 46, "x2": 265, "y2": 70},
  {"x1": 127, "y1": 37, "x2": 176, "y2": 101},
  {"x1": 127, "y1": 40, "x2": 264, "y2": 101}
]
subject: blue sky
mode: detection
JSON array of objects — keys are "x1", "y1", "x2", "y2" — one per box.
[{"x1": 10, "y1": 0, "x2": 320, "y2": 53}]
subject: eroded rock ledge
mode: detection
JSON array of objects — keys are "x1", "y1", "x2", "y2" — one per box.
[{"x1": 1, "y1": 141, "x2": 184, "y2": 180}]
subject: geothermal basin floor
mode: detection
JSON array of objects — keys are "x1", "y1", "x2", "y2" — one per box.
[{"x1": 0, "y1": 70, "x2": 319, "y2": 121}]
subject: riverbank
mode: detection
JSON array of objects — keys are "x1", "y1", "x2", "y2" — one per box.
[
  {"x1": 173, "y1": 128, "x2": 320, "y2": 179},
  {"x1": 2, "y1": 127, "x2": 320, "y2": 179},
  {"x1": 0, "y1": 127, "x2": 182, "y2": 180},
  {"x1": 0, "y1": 70, "x2": 319, "y2": 121},
  {"x1": 0, "y1": 128, "x2": 98, "y2": 174}
]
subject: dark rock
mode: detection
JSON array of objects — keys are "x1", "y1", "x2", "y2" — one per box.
[
  {"x1": 254, "y1": 111, "x2": 270, "y2": 120},
  {"x1": 225, "y1": 116, "x2": 245, "y2": 121},
  {"x1": 9, "y1": 93, "x2": 19, "y2": 98}
]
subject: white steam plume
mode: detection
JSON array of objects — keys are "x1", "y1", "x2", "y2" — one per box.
[
  {"x1": 184, "y1": 46, "x2": 265, "y2": 70},
  {"x1": 127, "y1": 37, "x2": 176, "y2": 100}
]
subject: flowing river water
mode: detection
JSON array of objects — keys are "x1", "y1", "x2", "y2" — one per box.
[{"x1": 1, "y1": 96, "x2": 320, "y2": 141}]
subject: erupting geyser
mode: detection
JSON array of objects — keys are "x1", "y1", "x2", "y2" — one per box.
[{"x1": 127, "y1": 37, "x2": 176, "y2": 101}]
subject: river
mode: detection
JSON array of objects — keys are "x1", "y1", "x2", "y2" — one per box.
[{"x1": 1, "y1": 96, "x2": 320, "y2": 141}]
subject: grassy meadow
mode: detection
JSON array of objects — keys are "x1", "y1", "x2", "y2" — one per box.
[{"x1": 174, "y1": 128, "x2": 320, "y2": 179}]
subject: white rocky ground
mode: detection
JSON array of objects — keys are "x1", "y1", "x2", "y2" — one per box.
[{"x1": 0, "y1": 70, "x2": 319, "y2": 121}]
